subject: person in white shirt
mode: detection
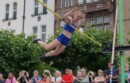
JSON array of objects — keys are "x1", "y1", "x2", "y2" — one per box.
[{"x1": 51, "y1": 71, "x2": 62, "y2": 83}]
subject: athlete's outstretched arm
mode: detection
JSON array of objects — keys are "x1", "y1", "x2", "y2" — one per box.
[
  {"x1": 63, "y1": 7, "x2": 77, "y2": 23},
  {"x1": 77, "y1": 14, "x2": 86, "y2": 29}
]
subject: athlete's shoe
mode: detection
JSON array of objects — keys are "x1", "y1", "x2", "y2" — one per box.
[
  {"x1": 40, "y1": 53, "x2": 45, "y2": 61},
  {"x1": 33, "y1": 39, "x2": 41, "y2": 43}
]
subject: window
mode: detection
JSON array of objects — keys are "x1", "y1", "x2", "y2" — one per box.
[
  {"x1": 43, "y1": 7, "x2": 47, "y2": 14},
  {"x1": 65, "y1": 0, "x2": 70, "y2": 7},
  {"x1": 86, "y1": 0, "x2": 91, "y2": 3},
  {"x1": 60, "y1": 20, "x2": 65, "y2": 28},
  {"x1": 78, "y1": 0, "x2": 84, "y2": 4},
  {"x1": 97, "y1": 17, "x2": 103, "y2": 24},
  {"x1": 41, "y1": 25, "x2": 46, "y2": 41},
  {"x1": 71, "y1": 0, "x2": 75, "y2": 6},
  {"x1": 96, "y1": 25, "x2": 103, "y2": 30},
  {"x1": 5, "y1": 4, "x2": 9, "y2": 20},
  {"x1": 91, "y1": 18, "x2": 96, "y2": 25},
  {"x1": 43, "y1": 0, "x2": 47, "y2": 14},
  {"x1": 79, "y1": 27, "x2": 84, "y2": 32},
  {"x1": 86, "y1": 0, "x2": 97, "y2": 3},
  {"x1": 33, "y1": 26, "x2": 38, "y2": 38},
  {"x1": 34, "y1": 0, "x2": 39, "y2": 15},
  {"x1": 90, "y1": 16, "x2": 110, "y2": 30},
  {"x1": 104, "y1": 16, "x2": 110, "y2": 23},
  {"x1": 43, "y1": 0, "x2": 47, "y2": 3},
  {"x1": 104, "y1": 25, "x2": 109, "y2": 31},
  {"x1": 93, "y1": 0, "x2": 99, "y2": 2},
  {"x1": 61, "y1": 0, "x2": 64, "y2": 8},
  {"x1": 79, "y1": 6, "x2": 84, "y2": 11},
  {"x1": 13, "y1": 2, "x2": 17, "y2": 19}
]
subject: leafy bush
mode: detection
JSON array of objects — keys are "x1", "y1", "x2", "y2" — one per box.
[
  {"x1": 0, "y1": 30, "x2": 55, "y2": 77},
  {"x1": 45, "y1": 28, "x2": 114, "y2": 72}
]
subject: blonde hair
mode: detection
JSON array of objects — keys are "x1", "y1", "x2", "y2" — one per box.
[
  {"x1": 73, "y1": 10, "x2": 85, "y2": 19},
  {"x1": 55, "y1": 70, "x2": 61, "y2": 76},
  {"x1": 0, "y1": 74, "x2": 3, "y2": 80},
  {"x1": 98, "y1": 69, "x2": 104, "y2": 75}
]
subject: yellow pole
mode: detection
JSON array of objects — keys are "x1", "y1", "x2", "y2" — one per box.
[{"x1": 37, "y1": 0, "x2": 101, "y2": 47}]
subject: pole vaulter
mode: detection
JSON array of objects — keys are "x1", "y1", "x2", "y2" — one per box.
[
  {"x1": 36, "y1": 0, "x2": 101, "y2": 47},
  {"x1": 33, "y1": 0, "x2": 103, "y2": 60}
]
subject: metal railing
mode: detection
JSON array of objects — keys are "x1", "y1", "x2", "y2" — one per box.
[{"x1": 79, "y1": 0, "x2": 112, "y2": 13}]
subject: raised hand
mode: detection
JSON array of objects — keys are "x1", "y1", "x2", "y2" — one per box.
[{"x1": 72, "y1": 7, "x2": 78, "y2": 12}]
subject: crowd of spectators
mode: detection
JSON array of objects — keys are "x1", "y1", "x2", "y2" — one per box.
[{"x1": 0, "y1": 62, "x2": 130, "y2": 83}]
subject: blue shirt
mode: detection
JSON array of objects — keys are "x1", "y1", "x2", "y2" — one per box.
[
  {"x1": 31, "y1": 76, "x2": 41, "y2": 83},
  {"x1": 104, "y1": 69, "x2": 118, "y2": 83},
  {"x1": 64, "y1": 21, "x2": 77, "y2": 33}
]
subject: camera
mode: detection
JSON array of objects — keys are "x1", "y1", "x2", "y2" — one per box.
[
  {"x1": 89, "y1": 73, "x2": 91, "y2": 76},
  {"x1": 24, "y1": 72, "x2": 26, "y2": 75},
  {"x1": 44, "y1": 70, "x2": 50, "y2": 76}
]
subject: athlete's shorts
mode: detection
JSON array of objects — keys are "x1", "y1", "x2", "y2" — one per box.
[{"x1": 57, "y1": 34, "x2": 71, "y2": 46}]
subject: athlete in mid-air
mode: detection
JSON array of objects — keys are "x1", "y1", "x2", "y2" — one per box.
[{"x1": 33, "y1": 8, "x2": 85, "y2": 60}]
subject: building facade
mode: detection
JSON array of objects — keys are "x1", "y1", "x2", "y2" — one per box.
[
  {"x1": 0, "y1": 0, "x2": 55, "y2": 41},
  {"x1": 122, "y1": 0, "x2": 130, "y2": 58},
  {"x1": 123, "y1": 0, "x2": 130, "y2": 44},
  {"x1": 55, "y1": 0, "x2": 115, "y2": 31},
  {"x1": 55, "y1": 0, "x2": 130, "y2": 58}
]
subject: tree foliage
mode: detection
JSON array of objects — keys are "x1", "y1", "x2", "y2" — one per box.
[
  {"x1": 127, "y1": 32, "x2": 130, "y2": 64},
  {"x1": 0, "y1": 28, "x2": 117, "y2": 76},
  {"x1": 0, "y1": 30, "x2": 53, "y2": 77}
]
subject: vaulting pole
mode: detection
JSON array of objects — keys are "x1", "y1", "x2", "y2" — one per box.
[{"x1": 37, "y1": 0, "x2": 101, "y2": 47}]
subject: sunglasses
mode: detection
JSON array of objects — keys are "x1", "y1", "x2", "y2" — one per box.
[{"x1": 98, "y1": 72, "x2": 102, "y2": 73}]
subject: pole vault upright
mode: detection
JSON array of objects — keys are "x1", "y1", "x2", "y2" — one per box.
[{"x1": 118, "y1": 0, "x2": 125, "y2": 82}]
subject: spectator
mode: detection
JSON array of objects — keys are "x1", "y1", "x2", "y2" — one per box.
[
  {"x1": 88, "y1": 71, "x2": 95, "y2": 83},
  {"x1": 39, "y1": 74, "x2": 50, "y2": 83},
  {"x1": 61, "y1": 69, "x2": 73, "y2": 83},
  {"x1": 17, "y1": 70, "x2": 29, "y2": 83},
  {"x1": 43, "y1": 70, "x2": 51, "y2": 82},
  {"x1": 118, "y1": 67, "x2": 128, "y2": 83},
  {"x1": 80, "y1": 68, "x2": 89, "y2": 83},
  {"x1": 94, "y1": 69, "x2": 106, "y2": 83},
  {"x1": 5, "y1": 73, "x2": 16, "y2": 83},
  {"x1": 69, "y1": 69, "x2": 76, "y2": 82},
  {"x1": 43, "y1": 70, "x2": 51, "y2": 79},
  {"x1": 0, "y1": 74, "x2": 5, "y2": 83},
  {"x1": 104, "y1": 62, "x2": 118, "y2": 83},
  {"x1": 51, "y1": 70, "x2": 62, "y2": 83},
  {"x1": 73, "y1": 70, "x2": 83, "y2": 83},
  {"x1": 30, "y1": 70, "x2": 41, "y2": 83},
  {"x1": 125, "y1": 68, "x2": 128, "y2": 83},
  {"x1": 125, "y1": 64, "x2": 130, "y2": 83}
]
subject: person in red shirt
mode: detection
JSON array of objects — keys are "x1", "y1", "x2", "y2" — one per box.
[{"x1": 61, "y1": 69, "x2": 73, "y2": 83}]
